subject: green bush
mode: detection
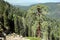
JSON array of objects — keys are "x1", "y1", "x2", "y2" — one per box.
[{"x1": 27, "y1": 37, "x2": 41, "y2": 40}]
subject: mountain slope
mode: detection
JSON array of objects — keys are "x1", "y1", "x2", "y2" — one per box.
[{"x1": 15, "y1": 2, "x2": 60, "y2": 21}]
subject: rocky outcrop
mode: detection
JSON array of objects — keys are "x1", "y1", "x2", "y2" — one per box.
[{"x1": 6, "y1": 33, "x2": 30, "y2": 40}]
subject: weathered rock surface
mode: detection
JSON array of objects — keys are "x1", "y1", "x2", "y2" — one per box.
[{"x1": 6, "y1": 33, "x2": 30, "y2": 40}]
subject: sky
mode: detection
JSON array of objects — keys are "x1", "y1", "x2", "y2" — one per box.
[{"x1": 4, "y1": 0, "x2": 60, "y2": 6}]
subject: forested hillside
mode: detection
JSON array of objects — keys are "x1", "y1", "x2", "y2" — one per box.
[
  {"x1": 16, "y1": 2, "x2": 60, "y2": 21},
  {"x1": 0, "y1": 0, "x2": 60, "y2": 40}
]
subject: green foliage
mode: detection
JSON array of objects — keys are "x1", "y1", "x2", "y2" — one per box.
[
  {"x1": 27, "y1": 37, "x2": 41, "y2": 40},
  {"x1": 0, "y1": 0, "x2": 60, "y2": 40}
]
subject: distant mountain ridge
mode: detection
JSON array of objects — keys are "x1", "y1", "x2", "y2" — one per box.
[
  {"x1": 15, "y1": 2, "x2": 60, "y2": 21},
  {"x1": 15, "y1": 2, "x2": 60, "y2": 10}
]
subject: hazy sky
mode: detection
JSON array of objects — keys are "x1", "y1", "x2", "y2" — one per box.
[{"x1": 4, "y1": 0, "x2": 60, "y2": 6}]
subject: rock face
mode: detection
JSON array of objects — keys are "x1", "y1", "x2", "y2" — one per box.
[{"x1": 6, "y1": 33, "x2": 30, "y2": 40}]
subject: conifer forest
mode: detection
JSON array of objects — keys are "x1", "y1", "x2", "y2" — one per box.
[{"x1": 0, "y1": 0, "x2": 60, "y2": 40}]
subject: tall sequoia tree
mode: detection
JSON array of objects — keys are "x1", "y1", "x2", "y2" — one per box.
[{"x1": 26, "y1": 4, "x2": 48, "y2": 37}]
